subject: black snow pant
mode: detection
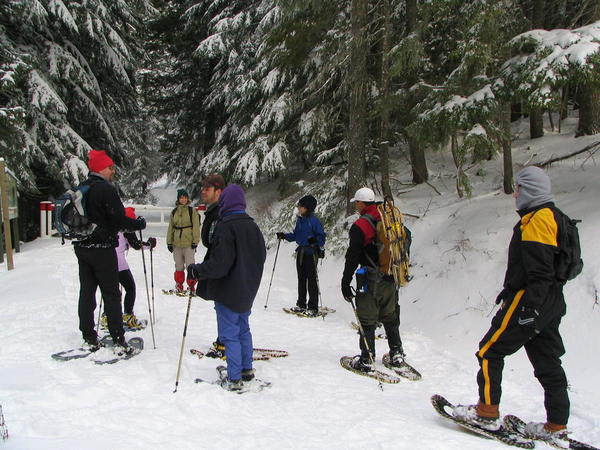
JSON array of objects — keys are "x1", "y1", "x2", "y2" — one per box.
[
  {"x1": 355, "y1": 276, "x2": 403, "y2": 361},
  {"x1": 119, "y1": 269, "x2": 136, "y2": 315},
  {"x1": 296, "y1": 249, "x2": 319, "y2": 311},
  {"x1": 75, "y1": 246, "x2": 124, "y2": 343},
  {"x1": 476, "y1": 289, "x2": 569, "y2": 425}
]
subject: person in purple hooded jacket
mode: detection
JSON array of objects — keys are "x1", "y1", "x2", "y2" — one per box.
[{"x1": 187, "y1": 185, "x2": 266, "y2": 391}]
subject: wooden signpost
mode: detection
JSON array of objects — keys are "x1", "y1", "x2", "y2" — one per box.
[{"x1": 0, "y1": 158, "x2": 15, "y2": 270}]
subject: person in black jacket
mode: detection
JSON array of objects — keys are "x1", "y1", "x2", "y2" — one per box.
[
  {"x1": 74, "y1": 150, "x2": 146, "y2": 354},
  {"x1": 453, "y1": 167, "x2": 571, "y2": 443},
  {"x1": 188, "y1": 184, "x2": 266, "y2": 391}
]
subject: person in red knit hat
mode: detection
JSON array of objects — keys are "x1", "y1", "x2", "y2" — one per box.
[{"x1": 72, "y1": 149, "x2": 146, "y2": 356}]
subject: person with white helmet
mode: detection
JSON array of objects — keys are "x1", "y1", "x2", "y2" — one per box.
[{"x1": 340, "y1": 187, "x2": 405, "y2": 373}]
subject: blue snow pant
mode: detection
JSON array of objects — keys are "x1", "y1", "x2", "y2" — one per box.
[{"x1": 215, "y1": 302, "x2": 253, "y2": 381}]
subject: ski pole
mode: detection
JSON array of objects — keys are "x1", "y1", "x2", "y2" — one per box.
[
  {"x1": 95, "y1": 296, "x2": 103, "y2": 335},
  {"x1": 173, "y1": 289, "x2": 193, "y2": 393},
  {"x1": 150, "y1": 245, "x2": 155, "y2": 325},
  {"x1": 349, "y1": 293, "x2": 383, "y2": 391},
  {"x1": 263, "y1": 239, "x2": 281, "y2": 309},
  {"x1": 139, "y1": 230, "x2": 157, "y2": 349}
]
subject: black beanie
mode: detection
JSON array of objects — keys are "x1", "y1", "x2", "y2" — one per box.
[
  {"x1": 177, "y1": 188, "x2": 189, "y2": 199},
  {"x1": 298, "y1": 195, "x2": 317, "y2": 213}
]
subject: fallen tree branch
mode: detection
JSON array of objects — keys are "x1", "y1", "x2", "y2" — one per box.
[{"x1": 536, "y1": 140, "x2": 600, "y2": 168}]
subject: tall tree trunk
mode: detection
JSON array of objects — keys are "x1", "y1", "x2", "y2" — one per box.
[
  {"x1": 347, "y1": 0, "x2": 368, "y2": 213},
  {"x1": 408, "y1": 137, "x2": 428, "y2": 184},
  {"x1": 405, "y1": 0, "x2": 428, "y2": 184},
  {"x1": 529, "y1": 0, "x2": 545, "y2": 139},
  {"x1": 450, "y1": 134, "x2": 464, "y2": 198},
  {"x1": 379, "y1": 0, "x2": 392, "y2": 198},
  {"x1": 576, "y1": 2, "x2": 600, "y2": 136},
  {"x1": 500, "y1": 101, "x2": 514, "y2": 195}
]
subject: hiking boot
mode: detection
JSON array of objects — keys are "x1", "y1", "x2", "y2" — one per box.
[
  {"x1": 99, "y1": 314, "x2": 108, "y2": 330},
  {"x1": 220, "y1": 378, "x2": 243, "y2": 392},
  {"x1": 113, "y1": 337, "x2": 134, "y2": 356},
  {"x1": 289, "y1": 306, "x2": 306, "y2": 313},
  {"x1": 241, "y1": 368, "x2": 255, "y2": 382},
  {"x1": 303, "y1": 309, "x2": 318, "y2": 317},
  {"x1": 388, "y1": 347, "x2": 406, "y2": 367},
  {"x1": 175, "y1": 283, "x2": 185, "y2": 293},
  {"x1": 206, "y1": 341, "x2": 226, "y2": 359},
  {"x1": 83, "y1": 336, "x2": 102, "y2": 352},
  {"x1": 452, "y1": 404, "x2": 501, "y2": 431},
  {"x1": 522, "y1": 422, "x2": 569, "y2": 446},
  {"x1": 349, "y1": 355, "x2": 373, "y2": 373},
  {"x1": 123, "y1": 313, "x2": 144, "y2": 330}
]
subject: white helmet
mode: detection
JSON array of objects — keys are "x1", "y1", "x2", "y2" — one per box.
[{"x1": 350, "y1": 187, "x2": 375, "y2": 202}]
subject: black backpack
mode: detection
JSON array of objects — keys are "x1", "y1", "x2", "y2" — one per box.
[
  {"x1": 553, "y1": 208, "x2": 583, "y2": 283},
  {"x1": 54, "y1": 181, "x2": 99, "y2": 241}
]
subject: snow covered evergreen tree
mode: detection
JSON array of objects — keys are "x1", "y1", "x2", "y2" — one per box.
[
  {"x1": 0, "y1": 0, "x2": 156, "y2": 198},
  {"x1": 412, "y1": 0, "x2": 526, "y2": 196}
]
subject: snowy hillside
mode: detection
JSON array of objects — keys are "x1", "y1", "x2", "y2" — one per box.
[{"x1": 1, "y1": 123, "x2": 599, "y2": 449}]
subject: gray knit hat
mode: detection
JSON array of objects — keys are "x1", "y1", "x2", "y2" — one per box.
[{"x1": 515, "y1": 166, "x2": 554, "y2": 211}]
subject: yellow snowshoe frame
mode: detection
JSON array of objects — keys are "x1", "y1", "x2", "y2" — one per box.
[{"x1": 377, "y1": 196, "x2": 411, "y2": 287}]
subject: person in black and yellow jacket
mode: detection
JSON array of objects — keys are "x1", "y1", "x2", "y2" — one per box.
[{"x1": 453, "y1": 166, "x2": 571, "y2": 445}]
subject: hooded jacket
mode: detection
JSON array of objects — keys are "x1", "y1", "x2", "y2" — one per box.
[{"x1": 191, "y1": 185, "x2": 267, "y2": 313}]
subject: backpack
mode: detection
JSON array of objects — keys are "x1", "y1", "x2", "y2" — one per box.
[
  {"x1": 553, "y1": 208, "x2": 583, "y2": 282},
  {"x1": 54, "y1": 181, "x2": 99, "y2": 241},
  {"x1": 362, "y1": 197, "x2": 412, "y2": 287}
]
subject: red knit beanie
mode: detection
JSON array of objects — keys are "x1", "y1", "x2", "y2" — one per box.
[
  {"x1": 124, "y1": 207, "x2": 136, "y2": 220},
  {"x1": 88, "y1": 149, "x2": 115, "y2": 173}
]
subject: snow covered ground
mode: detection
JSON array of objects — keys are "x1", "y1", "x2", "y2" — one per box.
[{"x1": 1, "y1": 120, "x2": 599, "y2": 449}]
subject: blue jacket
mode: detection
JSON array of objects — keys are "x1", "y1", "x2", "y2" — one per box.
[{"x1": 284, "y1": 214, "x2": 326, "y2": 256}]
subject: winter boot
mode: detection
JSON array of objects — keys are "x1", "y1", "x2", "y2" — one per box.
[
  {"x1": 289, "y1": 306, "x2": 306, "y2": 313},
  {"x1": 521, "y1": 422, "x2": 569, "y2": 446},
  {"x1": 83, "y1": 334, "x2": 102, "y2": 352},
  {"x1": 241, "y1": 368, "x2": 255, "y2": 382},
  {"x1": 113, "y1": 336, "x2": 134, "y2": 356},
  {"x1": 452, "y1": 403, "x2": 501, "y2": 431},
  {"x1": 99, "y1": 313, "x2": 108, "y2": 330},
  {"x1": 349, "y1": 355, "x2": 373, "y2": 373},
  {"x1": 206, "y1": 340, "x2": 226, "y2": 359},
  {"x1": 303, "y1": 309, "x2": 318, "y2": 317},
  {"x1": 187, "y1": 278, "x2": 197, "y2": 295},
  {"x1": 123, "y1": 313, "x2": 144, "y2": 330},
  {"x1": 388, "y1": 346, "x2": 406, "y2": 367},
  {"x1": 220, "y1": 378, "x2": 244, "y2": 392},
  {"x1": 174, "y1": 270, "x2": 185, "y2": 292}
]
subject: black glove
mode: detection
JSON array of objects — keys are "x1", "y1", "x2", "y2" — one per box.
[
  {"x1": 135, "y1": 216, "x2": 146, "y2": 230},
  {"x1": 146, "y1": 237, "x2": 157, "y2": 249},
  {"x1": 167, "y1": 244, "x2": 173, "y2": 253},
  {"x1": 276, "y1": 232, "x2": 285, "y2": 240},
  {"x1": 192, "y1": 244, "x2": 197, "y2": 250},
  {"x1": 517, "y1": 306, "x2": 539, "y2": 332},
  {"x1": 187, "y1": 265, "x2": 198, "y2": 280},
  {"x1": 341, "y1": 283, "x2": 354, "y2": 302},
  {"x1": 495, "y1": 288, "x2": 508, "y2": 305},
  {"x1": 308, "y1": 236, "x2": 317, "y2": 245},
  {"x1": 318, "y1": 248, "x2": 325, "y2": 259}
]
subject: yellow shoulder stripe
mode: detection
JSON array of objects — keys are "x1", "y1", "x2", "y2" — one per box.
[{"x1": 521, "y1": 208, "x2": 558, "y2": 247}]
